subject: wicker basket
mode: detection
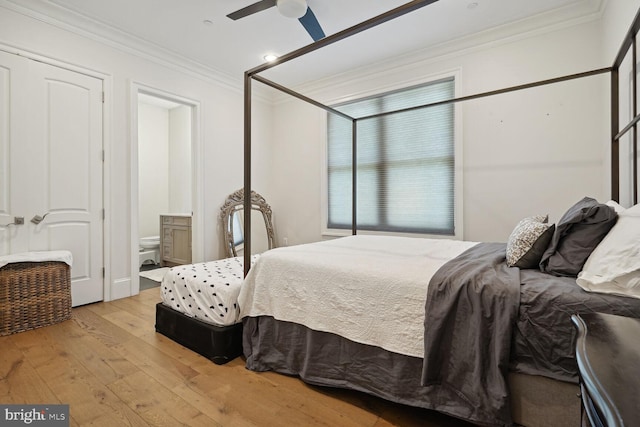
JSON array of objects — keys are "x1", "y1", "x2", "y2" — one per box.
[{"x1": 0, "y1": 261, "x2": 72, "y2": 336}]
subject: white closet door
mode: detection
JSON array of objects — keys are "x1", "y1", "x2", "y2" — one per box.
[
  {"x1": 0, "y1": 52, "x2": 30, "y2": 254},
  {"x1": 0, "y1": 51, "x2": 104, "y2": 306}
]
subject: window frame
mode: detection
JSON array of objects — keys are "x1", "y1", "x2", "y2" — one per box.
[{"x1": 320, "y1": 69, "x2": 464, "y2": 240}]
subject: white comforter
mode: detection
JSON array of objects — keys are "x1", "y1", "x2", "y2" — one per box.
[{"x1": 238, "y1": 235, "x2": 477, "y2": 358}]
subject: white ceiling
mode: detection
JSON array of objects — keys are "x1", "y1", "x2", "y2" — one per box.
[{"x1": 8, "y1": 0, "x2": 603, "y2": 87}]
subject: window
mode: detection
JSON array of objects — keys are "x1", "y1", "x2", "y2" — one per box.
[{"x1": 327, "y1": 78, "x2": 455, "y2": 235}]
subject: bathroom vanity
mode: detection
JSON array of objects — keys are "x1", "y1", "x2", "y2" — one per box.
[{"x1": 160, "y1": 214, "x2": 192, "y2": 267}]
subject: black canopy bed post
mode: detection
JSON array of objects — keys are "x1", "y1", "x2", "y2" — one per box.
[
  {"x1": 351, "y1": 120, "x2": 357, "y2": 236},
  {"x1": 611, "y1": 6, "x2": 640, "y2": 205},
  {"x1": 634, "y1": 38, "x2": 638, "y2": 206},
  {"x1": 243, "y1": 71, "x2": 252, "y2": 276},
  {"x1": 612, "y1": 64, "x2": 620, "y2": 202}
]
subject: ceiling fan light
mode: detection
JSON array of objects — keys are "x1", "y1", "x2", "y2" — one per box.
[{"x1": 276, "y1": 0, "x2": 307, "y2": 19}]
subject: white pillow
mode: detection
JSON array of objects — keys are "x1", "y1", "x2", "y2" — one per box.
[
  {"x1": 605, "y1": 199, "x2": 626, "y2": 213},
  {"x1": 577, "y1": 203, "x2": 640, "y2": 298}
]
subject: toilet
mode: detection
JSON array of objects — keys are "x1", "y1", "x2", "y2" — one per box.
[{"x1": 139, "y1": 236, "x2": 160, "y2": 268}]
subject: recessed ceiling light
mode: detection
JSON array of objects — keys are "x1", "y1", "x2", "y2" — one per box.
[
  {"x1": 263, "y1": 54, "x2": 278, "y2": 62},
  {"x1": 203, "y1": 19, "x2": 213, "y2": 26},
  {"x1": 467, "y1": 2, "x2": 479, "y2": 9}
]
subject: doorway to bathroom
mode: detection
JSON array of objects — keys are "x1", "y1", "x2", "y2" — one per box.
[{"x1": 131, "y1": 86, "x2": 202, "y2": 294}]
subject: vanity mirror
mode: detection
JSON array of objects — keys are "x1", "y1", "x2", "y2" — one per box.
[{"x1": 219, "y1": 189, "x2": 275, "y2": 258}]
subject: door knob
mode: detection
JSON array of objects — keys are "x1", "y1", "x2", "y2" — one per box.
[
  {"x1": 30, "y1": 212, "x2": 49, "y2": 224},
  {"x1": 5, "y1": 216, "x2": 24, "y2": 226}
]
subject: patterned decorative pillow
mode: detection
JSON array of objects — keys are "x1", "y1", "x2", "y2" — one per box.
[{"x1": 506, "y1": 215, "x2": 555, "y2": 269}]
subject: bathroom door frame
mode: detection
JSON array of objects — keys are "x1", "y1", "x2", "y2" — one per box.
[{"x1": 129, "y1": 82, "x2": 203, "y2": 295}]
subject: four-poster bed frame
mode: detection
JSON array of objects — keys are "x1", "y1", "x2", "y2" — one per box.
[
  {"x1": 236, "y1": 1, "x2": 640, "y2": 426},
  {"x1": 242, "y1": 0, "x2": 639, "y2": 274}
]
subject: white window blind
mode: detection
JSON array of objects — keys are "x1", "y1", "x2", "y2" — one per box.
[{"x1": 327, "y1": 78, "x2": 455, "y2": 234}]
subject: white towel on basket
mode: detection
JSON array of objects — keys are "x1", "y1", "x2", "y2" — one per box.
[{"x1": 0, "y1": 251, "x2": 73, "y2": 269}]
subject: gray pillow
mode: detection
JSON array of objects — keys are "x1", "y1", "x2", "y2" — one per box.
[
  {"x1": 506, "y1": 215, "x2": 555, "y2": 269},
  {"x1": 539, "y1": 197, "x2": 618, "y2": 277}
]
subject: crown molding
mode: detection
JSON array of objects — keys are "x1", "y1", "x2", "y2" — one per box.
[
  {"x1": 0, "y1": 0, "x2": 273, "y2": 102},
  {"x1": 271, "y1": 0, "x2": 605, "y2": 105}
]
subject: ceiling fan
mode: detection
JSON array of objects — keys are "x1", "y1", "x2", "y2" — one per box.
[{"x1": 227, "y1": 0, "x2": 326, "y2": 42}]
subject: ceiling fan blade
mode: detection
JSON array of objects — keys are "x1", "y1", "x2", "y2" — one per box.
[
  {"x1": 227, "y1": 0, "x2": 277, "y2": 20},
  {"x1": 298, "y1": 7, "x2": 325, "y2": 41}
]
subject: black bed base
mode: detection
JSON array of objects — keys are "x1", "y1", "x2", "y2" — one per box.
[{"x1": 155, "y1": 303, "x2": 243, "y2": 365}]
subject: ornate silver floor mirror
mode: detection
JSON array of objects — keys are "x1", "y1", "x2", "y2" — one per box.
[{"x1": 219, "y1": 189, "x2": 275, "y2": 258}]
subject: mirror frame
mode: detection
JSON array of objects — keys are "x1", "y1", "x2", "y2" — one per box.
[{"x1": 219, "y1": 189, "x2": 275, "y2": 258}]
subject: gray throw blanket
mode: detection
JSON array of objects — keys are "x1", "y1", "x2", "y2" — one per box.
[{"x1": 421, "y1": 243, "x2": 520, "y2": 427}]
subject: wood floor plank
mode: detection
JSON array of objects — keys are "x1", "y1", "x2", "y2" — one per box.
[
  {"x1": 13, "y1": 326, "x2": 150, "y2": 426},
  {"x1": 182, "y1": 355, "x2": 375, "y2": 427},
  {"x1": 107, "y1": 370, "x2": 221, "y2": 427},
  {"x1": 179, "y1": 367, "x2": 369, "y2": 427},
  {"x1": 71, "y1": 307, "x2": 137, "y2": 347},
  {"x1": 44, "y1": 316, "x2": 140, "y2": 386},
  {"x1": 137, "y1": 330, "x2": 219, "y2": 373},
  {"x1": 170, "y1": 380, "x2": 258, "y2": 427},
  {"x1": 109, "y1": 332, "x2": 200, "y2": 390},
  {"x1": 178, "y1": 371, "x2": 290, "y2": 425},
  {"x1": 102, "y1": 310, "x2": 154, "y2": 338},
  {"x1": 84, "y1": 299, "x2": 122, "y2": 316},
  {"x1": 8, "y1": 326, "x2": 69, "y2": 369},
  {"x1": 0, "y1": 336, "x2": 59, "y2": 404},
  {"x1": 108, "y1": 296, "x2": 156, "y2": 321},
  {"x1": 37, "y1": 357, "x2": 149, "y2": 426},
  {"x1": 136, "y1": 288, "x2": 162, "y2": 305}
]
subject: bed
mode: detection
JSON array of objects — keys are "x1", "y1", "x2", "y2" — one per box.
[
  {"x1": 239, "y1": 222, "x2": 640, "y2": 426},
  {"x1": 155, "y1": 256, "x2": 257, "y2": 364},
  {"x1": 237, "y1": 2, "x2": 640, "y2": 426}
]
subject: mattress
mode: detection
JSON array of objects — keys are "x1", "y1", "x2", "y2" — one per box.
[{"x1": 161, "y1": 255, "x2": 257, "y2": 327}]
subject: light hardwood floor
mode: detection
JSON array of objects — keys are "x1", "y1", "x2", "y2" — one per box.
[{"x1": 0, "y1": 289, "x2": 475, "y2": 426}]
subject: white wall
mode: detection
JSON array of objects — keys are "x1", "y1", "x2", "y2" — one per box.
[
  {"x1": 168, "y1": 105, "x2": 192, "y2": 214},
  {"x1": 268, "y1": 16, "x2": 609, "y2": 245},
  {"x1": 269, "y1": 98, "x2": 326, "y2": 246},
  {"x1": 0, "y1": 6, "x2": 273, "y2": 300},
  {"x1": 138, "y1": 102, "x2": 169, "y2": 238}
]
